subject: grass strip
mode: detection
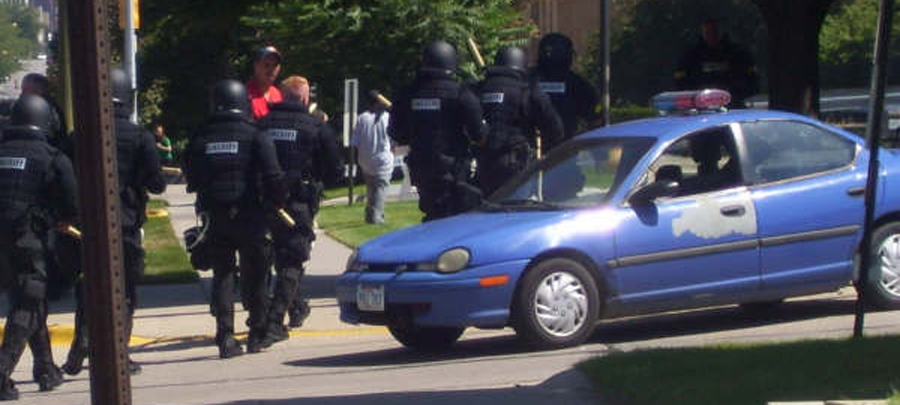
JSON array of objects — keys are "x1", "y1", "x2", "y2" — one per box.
[
  {"x1": 579, "y1": 335, "x2": 900, "y2": 405},
  {"x1": 142, "y1": 199, "x2": 198, "y2": 284},
  {"x1": 316, "y1": 200, "x2": 421, "y2": 247}
]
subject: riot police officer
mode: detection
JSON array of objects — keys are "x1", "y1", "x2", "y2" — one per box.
[
  {"x1": 674, "y1": 18, "x2": 758, "y2": 106},
  {"x1": 476, "y1": 46, "x2": 563, "y2": 196},
  {"x1": 258, "y1": 75, "x2": 342, "y2": 342},
  {"x1": 183, "y1": 79, "x2": 286, "y2": 358},
  {"x1": 389, "y1": 40, "x2": 487, "y2": 221},
  {"x1": 62, "y1": 68, "x2": 166, "y2": 376},
  {"x1": 0, "y1": 94, "x2": 78, "y2": 400},
  {"x1": 529, "y1": 33, "x2": 601, "y2": 152}
]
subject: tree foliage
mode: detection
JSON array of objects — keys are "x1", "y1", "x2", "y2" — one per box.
[
  {"x1": 137, "y1": 0, "x2": 532, "y2": 141},
  {"x1": 820, "y1": 0, "x2": 900, "y2": 88},
  {"x1": 0, "y1": 4, "x2": 42, "y2": 80}
]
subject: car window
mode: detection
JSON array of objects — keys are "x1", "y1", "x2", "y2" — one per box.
[
  {"x1": 741, "y1": 121, "x2": 856, "y2": 184},
  {"x1": 489, "y1": 137, "x2": 655, "y2": 208},
  {"x1": 643, "y1": 127, "x2": 742, "y2": 197}
]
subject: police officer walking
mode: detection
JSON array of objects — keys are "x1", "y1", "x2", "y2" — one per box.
[
  {"x1": 389, "y1": 40, "x2": 487, "y2": 221},
  {"x1": 0, "y1": 95, "x2": 78, "y2": 400},
  {"x1": 674, "y1": 18, "x2": 758, "y2": 106},
  {"x1": 530, "y1": 33, "x2": 601, "y2": 152},
  {"x1": 183, "y1": 79, "x2": 286, "y2": 358},
  {"x1": 258, "y1": 76, "x2": 342, "y2": 342},
  {"x1": 62, "y1": 68, "x2": 166, "y2": 375},
  {"x1": 476, "y1": 46, "x2": 563, "y2": 196}
]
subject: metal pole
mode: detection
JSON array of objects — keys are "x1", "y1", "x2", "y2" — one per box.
[
  {"x1": 58, "y1": 0, "x2": 74, "y2": 133},
  {"x1": 67, "y1": 0, "x2": 133, "y2": 403},
  {"x1": 854, "y1": 0, "x2": 894, "y2": 339},
  {"x1": 343, "y1": 79, "x2": 358, "y2": 205},
  {"x1": 601, "y1": 0, "x2": 611, "y2": 126},
  {"x1": 123, "y1": 0, "x2": 138, "y2": 123}
]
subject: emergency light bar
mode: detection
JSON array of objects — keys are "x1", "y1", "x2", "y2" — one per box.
[{"x1": 651, "y1": 89, "x2": 731, "y2": 114}]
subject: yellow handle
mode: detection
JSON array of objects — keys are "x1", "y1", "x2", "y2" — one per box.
[
  {"x1": 65, "y1": 225, "x2": 82, "y2": 239},
  {"x1": 375, "y1": 93, "x2": 393, "y2": 109},
  {"x1": 467, "y1": 37, "x2": 485, "y2": 68},
  {"x1": 277, "y1": 209, "x2": 296, "y2": 228}
]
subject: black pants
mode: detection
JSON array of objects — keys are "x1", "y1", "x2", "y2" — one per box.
[
  {"x1": 207, "y1": 209, "x2": 269, "y2": 343},
  {"x1": 0, "y1": 221, "x2": 52, "y2": 379},
  {"x1": 268, "y1": 199, "x2": 314, "y2": 327}
]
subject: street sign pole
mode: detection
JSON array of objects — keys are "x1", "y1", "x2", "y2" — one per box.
[
  {"x1": 123, "y1": 0, "x2": 138, "y2": 123},
  {"x1": 854, "y1": 0, "x2": 895, "y2": 339},
  {"x1": 601, "y1": 0, "x2": 611, "y2": 126},
  {"x1": 343, "y1": 79, "x2": 359, "y2": 205}
]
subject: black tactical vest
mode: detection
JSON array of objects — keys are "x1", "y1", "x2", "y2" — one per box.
[
  {"x1": 194, "y1": 115, "x2": 258, "y2": 209},
  {"x1": 480, "y1": 67, "x2": 530, "y2": 151},
  {"x1": 407, "y1": 69, "x2": 468, "y2": 164},
  {"x1": 531, "y1": 68, "x2": 579, "y2": 138},
  {"x1": 115, "y1": 112, "x2": 143, "y2": 208},
  {"x1": 0, "y1": 128, "x2": 55, "y2": 223},
  {"x1": 260, "y1": 102, "x2": 320, "y2": 183}
]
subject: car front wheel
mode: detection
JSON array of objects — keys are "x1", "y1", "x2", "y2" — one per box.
[
  {"x1": 866, "y1": 223, "x2": 900, "y2": 310},
  {"x1": 513, "y1": 258, "x2": 600, "y2": 349},
  {"x1": 387, "y1": 323, "x2": 464, "y2": 351}
]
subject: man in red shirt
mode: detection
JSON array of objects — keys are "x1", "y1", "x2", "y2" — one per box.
[{"x1": 247, "y1": 46, "x2": 284, "y2": 120}]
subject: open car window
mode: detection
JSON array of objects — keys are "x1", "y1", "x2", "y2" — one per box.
[{"x1": 488, "y1": 137, "x2": 655, "y2": 209}]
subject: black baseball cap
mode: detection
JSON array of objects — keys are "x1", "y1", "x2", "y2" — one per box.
[{"x1": 253, "y1": 46, "x2": 282, "y2": 63}]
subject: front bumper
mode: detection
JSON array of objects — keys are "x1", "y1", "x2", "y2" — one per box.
[{"x1": 336, "y1": 260, "x2": 530, "y2": 329}]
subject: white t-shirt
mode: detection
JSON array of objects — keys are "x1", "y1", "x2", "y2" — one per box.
[{"x1": 351, "y1": 110, "x2": 394, "y2": 179}]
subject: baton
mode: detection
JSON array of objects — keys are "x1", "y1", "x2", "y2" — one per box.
[
  {"x1": 64, "y1": 225, "x2": 82, "y2": 240},
  {"x1": 374, "y1": 92, "x2": 393, "y2": 109},
  {"x1": 467, "y1": 37, "x2": 486, "y2": 68},
  {"x1": 308, "y1": 102, "x2": 318, "y2": 113},
  {"x1": 162, "y1": 166, "x2": 182, "y2": 175},
  {"x1": 277, "y1": 208, "x2": 296, "y2": 228}
]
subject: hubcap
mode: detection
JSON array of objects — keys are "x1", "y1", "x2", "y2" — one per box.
[
  {"x1": 533, "y1": 271, "x2": 588, "y2": 337},
  {"x1": 877, "y1": 234, "x2": 900, "y2": 298}
]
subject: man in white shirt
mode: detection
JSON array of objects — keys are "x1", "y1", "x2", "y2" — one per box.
[{"x1": 352, "y1": 91, "x2": 393, "y2": 224}]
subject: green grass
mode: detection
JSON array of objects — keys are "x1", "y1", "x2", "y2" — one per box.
[
  {"x1": 322, "y1": 180, "x2": 403, "y2": 202},
  {"x1": 316, "y1": 200, "x2": 422, "y2": 247},
  {"x1": 579, "y1": 335, "x2": 900, "y2": 405},
  {"x1": 142, "y1": 200, "x2": 198, "y2": 284}
]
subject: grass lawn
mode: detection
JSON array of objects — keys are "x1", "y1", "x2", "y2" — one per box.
[
  {"x1": 322, "y1": 180, "x2": 403, "y2": 202},
  {"x1": 316, "y1": 200, "x2": 421, "y2": 247},
  {"x1": 579, "y1": 335, "x2": 900, "y2": 405},
  {"x1": 142, "y1": 200, "x2": 198, "y2": 284}
]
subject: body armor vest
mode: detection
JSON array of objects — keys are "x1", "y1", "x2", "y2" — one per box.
[
  {"x1": 406, "y1": 69, "x2": 468, "y2": 168},
  {"x1": 195, "y1": 116, "x2": 258, "y2": 209},
  {"x1": 115, "y1": 113, "x2": 143, "y2": 209},
  {"x1": 0, "y1": 128, "x2": 55, "y2": 223},
  {"x1": 480, "y1": 67, "x2": 530, "y2": 152},
  {"x1": 261, "y1": 102, "x2": 320, "y2": 184},
  {"x1": 532, "y1": 69, "x2": 579, "y2": 138}
]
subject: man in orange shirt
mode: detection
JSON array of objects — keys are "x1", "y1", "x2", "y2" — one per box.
[{"x1": 247, "y1": 46, "x2": 284, "y2": 120}]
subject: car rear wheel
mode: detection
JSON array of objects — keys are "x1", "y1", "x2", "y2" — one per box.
[
  {"x1": 387, "y1": 323, "x2": 464, "y2": 351},
  {"x1": 513, "y1": 258, "x2": 599, "y2": 350},
  {"x1": 866, "y1": 223, "x2": 900, "y2": 309}
]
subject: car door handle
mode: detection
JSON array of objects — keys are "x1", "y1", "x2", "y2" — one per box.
[
  {"x1": 720, "y1": 205, "x2": 745, "y2": 217},
  {"x1": 846, "y1": 186, "x2": 865, "y2": 197}
]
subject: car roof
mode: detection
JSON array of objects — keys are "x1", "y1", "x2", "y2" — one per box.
[{"x1": 578, "y1": 109, "x2": 823, "y2": 143}]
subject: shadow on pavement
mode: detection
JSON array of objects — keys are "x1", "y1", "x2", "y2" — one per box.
[
  {"x1": 590, "y1": 297, "x2": 861, "y2": 344},
  {"x1": 300, "y1": 274, "x2": 338, "y2": 299},
  {"x1": 285, "y1": 333, "x2": 599, "y2": 369}
]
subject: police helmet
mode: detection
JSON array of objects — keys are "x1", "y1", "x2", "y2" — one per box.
[
  {"x1": 422, "y1": 40, "x2": 458, "y2": 71},
  {"x1": 212, "y1": 79, "x2": 249, "y2": 116},
  {"x1": 538, "y1": 33, "x2": 574, "y2": 71},
  {"x1": 494, "y1": 46, "x2": 527, "y2": 71},
  {"x1": 110, "y1": 67, "x2": 131, "y2": 106},
  {"x1": 10, "y1": 94, "x2": 51, "y2": 131}
]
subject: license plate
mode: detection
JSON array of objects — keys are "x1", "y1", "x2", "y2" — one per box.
[{"x1": 357, "y1": 284, "x2": 385, "y2": 312}]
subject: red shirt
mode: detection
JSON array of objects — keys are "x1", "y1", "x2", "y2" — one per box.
[{"x1": 247, "y1": 81, "x2": 283, "y2": 120}]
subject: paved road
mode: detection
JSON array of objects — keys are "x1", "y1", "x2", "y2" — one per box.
[
  {"x1": 4, "y1": 186, "x2": 899, "y2": 405},
  {"x1": 0, "y1": 58, "x2": 45, "y2": 99}
]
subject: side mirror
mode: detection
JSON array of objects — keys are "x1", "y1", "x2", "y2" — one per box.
[{"x1": 629, "y1": 180, "x2": 679, "y2": 206}]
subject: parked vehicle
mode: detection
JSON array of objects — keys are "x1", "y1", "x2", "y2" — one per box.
[{"x1": 338, "y1": 90, "x2": 900, "y2": 350}]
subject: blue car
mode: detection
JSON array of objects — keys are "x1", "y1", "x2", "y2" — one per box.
[{"x1": 337, "y1": 90, "x2": 900, "y2": 350}]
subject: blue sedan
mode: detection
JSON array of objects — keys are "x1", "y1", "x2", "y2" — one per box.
[{"x1": 337, "y1": 90, "x2": 900, "y2": 350}]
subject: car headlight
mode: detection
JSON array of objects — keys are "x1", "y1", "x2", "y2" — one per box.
[{"x1": 436, "y1": 248, "x2": 470, "y2": 273}]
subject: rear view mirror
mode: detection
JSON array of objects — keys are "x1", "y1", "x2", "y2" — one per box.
[{"x1": 629, "y1": 180, "x2": 678, "y2": 206}]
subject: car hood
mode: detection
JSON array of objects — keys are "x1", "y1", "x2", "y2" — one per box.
[{"x1": 357, "y1": 210, "x2": 573, "y2": 264}]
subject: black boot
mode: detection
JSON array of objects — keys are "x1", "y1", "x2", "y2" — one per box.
[
  {"x1": 0, "y1": 377, "x2": 17, "y2": 401},
  {"x1": 217, "y1": 335, "x2": 243, "y2": 359},
  {"x1": 128, "y1": 358, "x2": 142, "y2": 375},
  {"x1": 61, "y1": 347, "x2": 86, "y2": 376},
  {"x1": 288, "y1": 299, "x2": 310, "y2": 328},
  {"x1": 245, "y1": 329, "x2": 273, "y2": 354},
  {"x1": 34, "y1": 365, "x2": 63, "y2": 392}
]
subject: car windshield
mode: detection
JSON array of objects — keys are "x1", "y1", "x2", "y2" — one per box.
[{"x1": 487, "y1": 137, "x2": 656, "y2": 209}]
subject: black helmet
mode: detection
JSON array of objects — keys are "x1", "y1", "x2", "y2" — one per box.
[
  {"x1": 422, "y1": 40, "x2": 458, "y2": 71},
  {"x1": 538, "y1": 33, "x2": 574, "y2": 71},
  {"x1": 213, "y1": 79, "x2": 249, "y2": 115},
  {"x1": 110, "y1": 67, "x2": 131, "y2": 106},
  {"x1": 494, "y1": 46, "x2": 527, "y2": 71},
  {"x1": 10, "y1": 94, "x2": 51, "y2": 131}
]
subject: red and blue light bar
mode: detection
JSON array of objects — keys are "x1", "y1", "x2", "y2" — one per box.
[{"x1": 651, "y1": 89, "x2": 732, "y2": 114}]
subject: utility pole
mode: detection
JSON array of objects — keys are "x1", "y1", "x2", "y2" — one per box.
[
  {"x1": 600, "y1": 0, "x2": 611, "y2": 126},
  {"x1": 123, "y1": 0, "x2": 138, "y2": 122},
  {"x1": 854, "y1": 0, "x2": 895, "y2": 339}
]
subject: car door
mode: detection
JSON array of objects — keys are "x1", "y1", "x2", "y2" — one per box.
[
  {"x1": 611, "y1": 126, "x2": 760, "y2": 315},
  {"x1": 738, "y1": 120, "x2": 863, "y2": 295}
]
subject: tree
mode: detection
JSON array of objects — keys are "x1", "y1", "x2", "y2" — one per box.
[
  {"x1": 0, "y1": 3, "x2": 42, "y2": 80},
  {"x1": 820, "y1": 0, "x2": 900, "y2": 89},
  {"x1": 751, "y1": 0, "x2": 837, "y2": 115}
]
